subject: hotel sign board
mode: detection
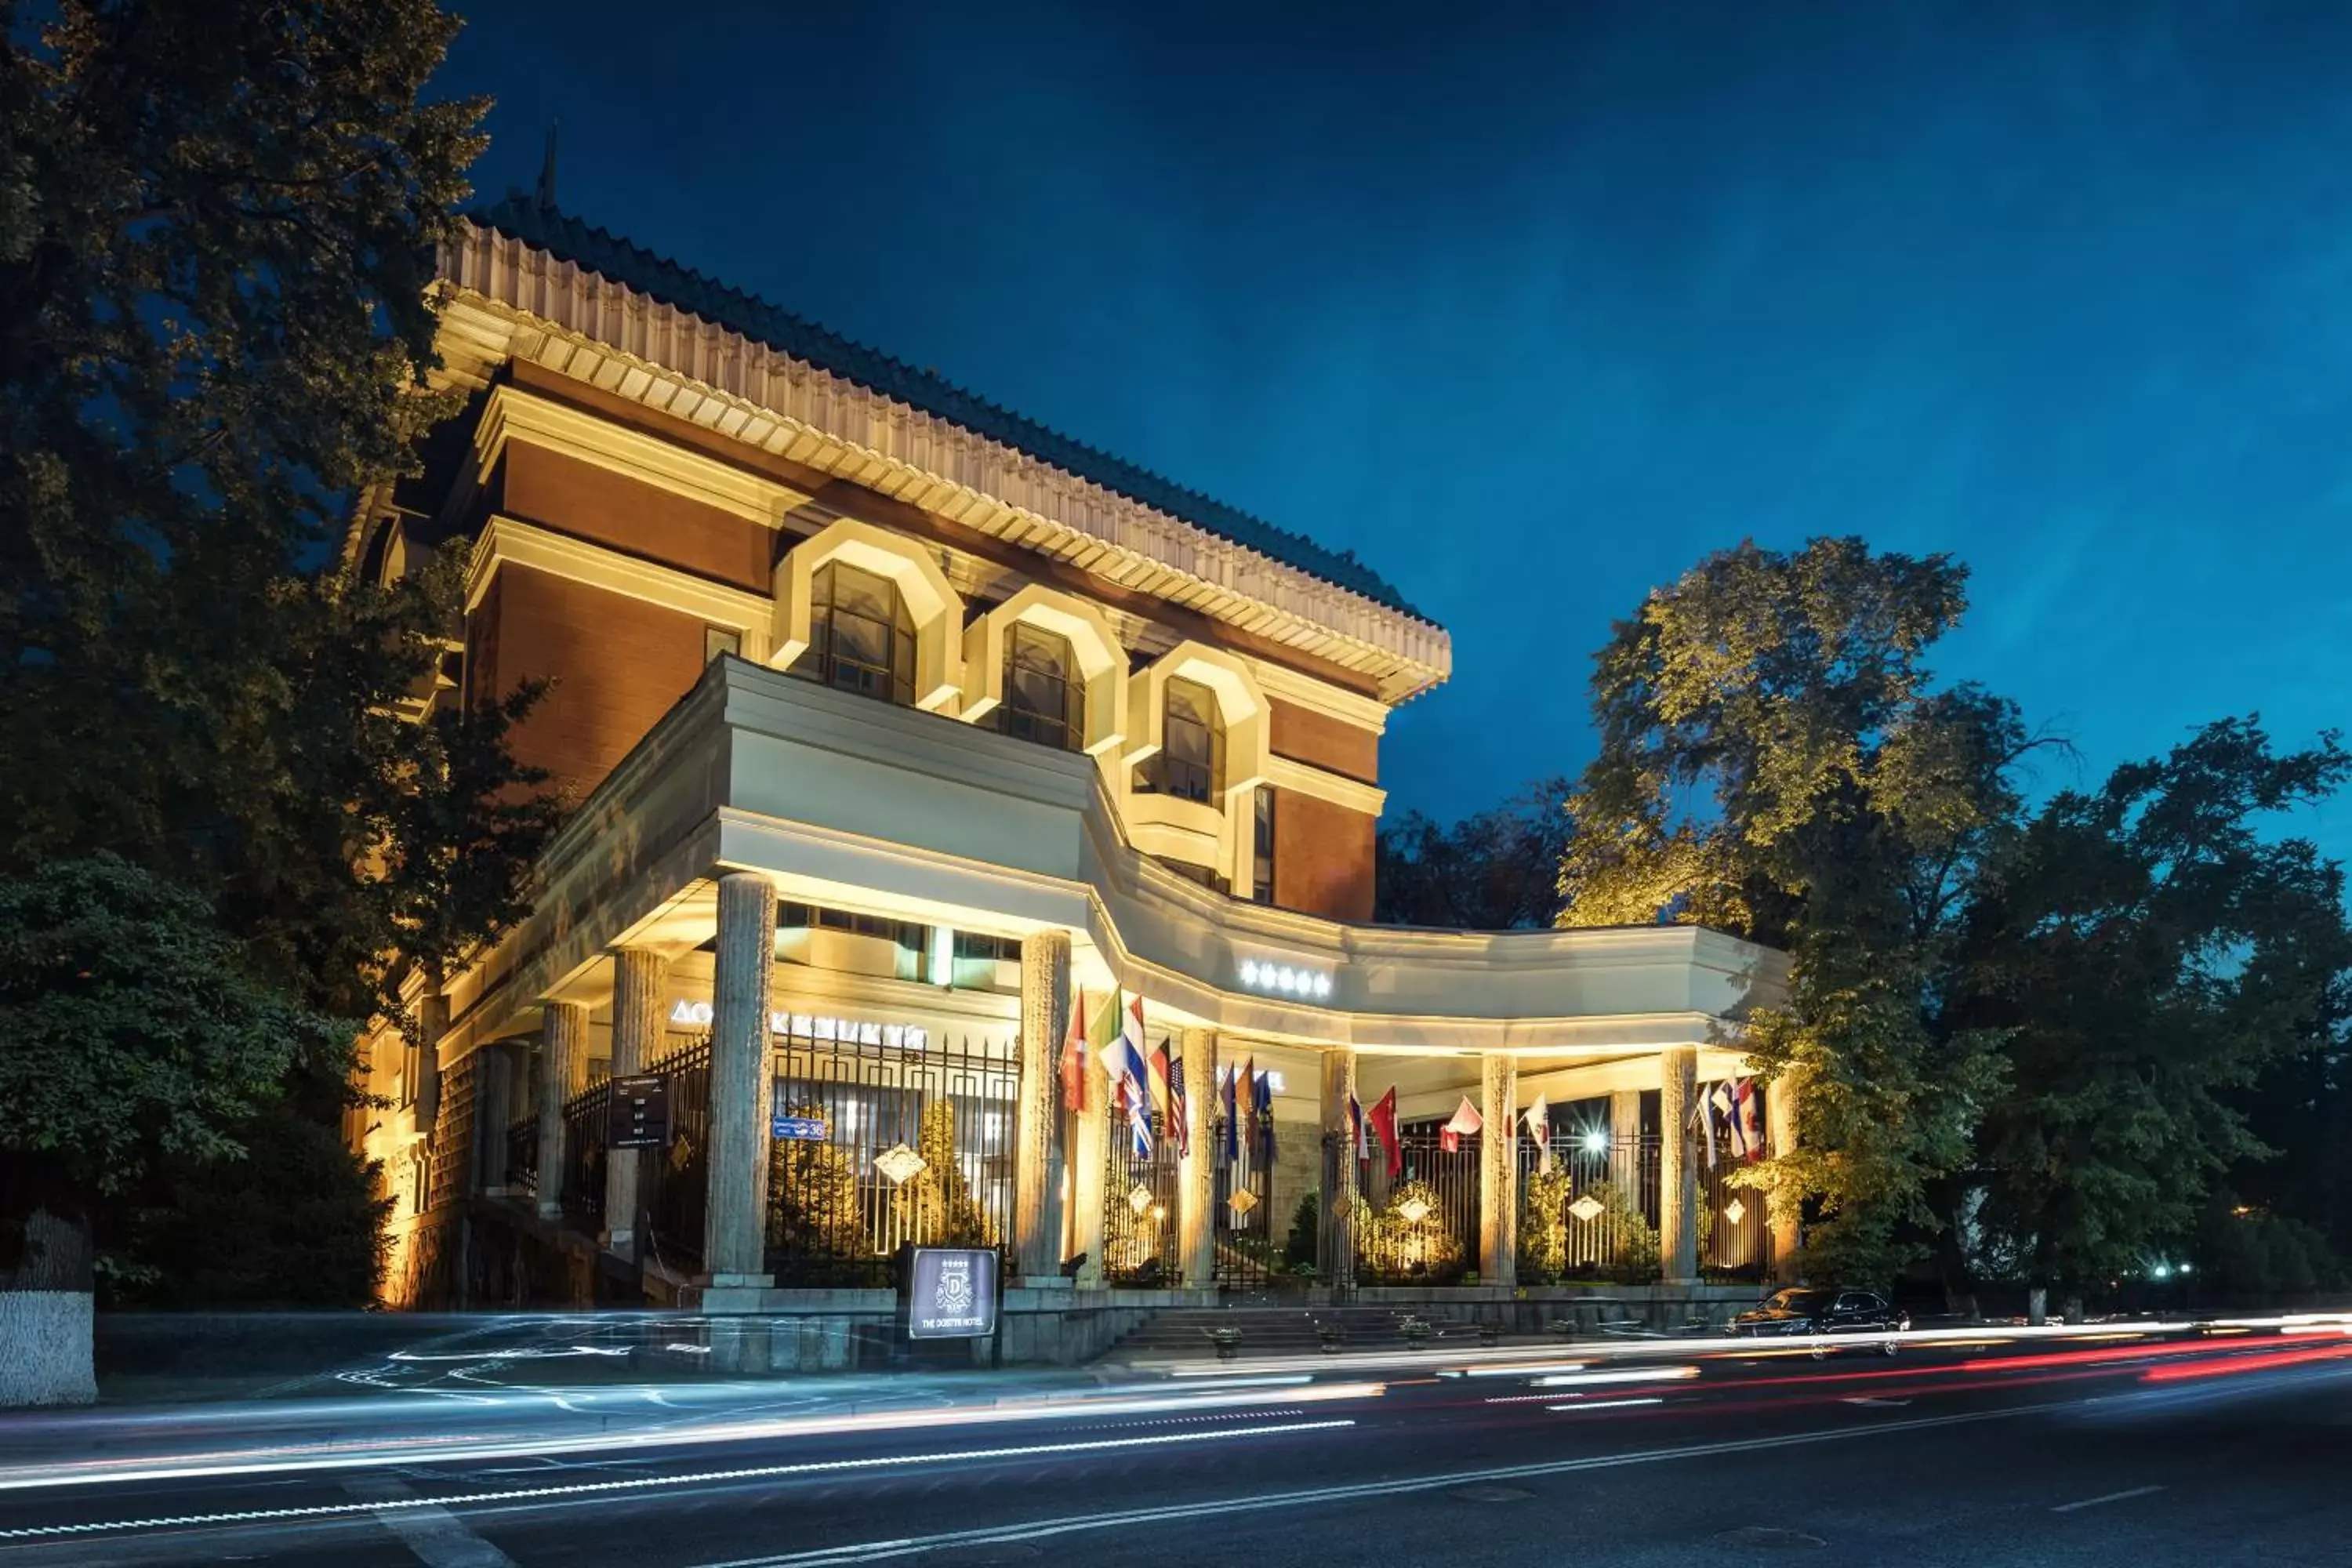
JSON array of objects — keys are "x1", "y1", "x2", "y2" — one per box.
[
  {"x1": 606, "y1": 1074, "x2": 670, "y2": 1150},
  {"x1": 904, "y1": 1247, "x2": 999, "y2": 1341}
]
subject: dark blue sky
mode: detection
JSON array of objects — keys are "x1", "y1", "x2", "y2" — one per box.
[{"x1": 440, "y1": 2, "x2": 2350, "y2": 862}]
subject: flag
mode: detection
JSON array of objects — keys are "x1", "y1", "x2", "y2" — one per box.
[
  {"x1": 1117, "y1": 1033, "x2": 1154, "y2": 1161},
  {"x1": 1523, "y1": 1094, "x2": 1552, "y2": 1174},
  {"x1": 1058, "y1": 989, "x2": 1087, "y2": 1112},
  {"x1": 1705, "y1": 1081, "x2": 1734, "y2": 1170},
  {"x1": 1147, "y1": 1042, "x2": 1172, "y2": 1120},
  {"x1": 1440, "y1": 1095, "x2": 1483, "y2": 1154},
  {"x1": 1254, "y1": 1070, "x2": 1276, "y2": 1163},
  {"x1": 1219, "y1": 1065, "x2": 1240, "y2": 1164},
  {"x1": 1167, "y1": 1043, "x2": 1190, "y2": 1157},
  {"x1": 1734, "y1": 1078, "x2": 1763, "y2": 1161},
  {"x1": 1369, "y1": 1087, "x2": 1402, "y2": 1180},
  {"x1": 1237, "y1": 1058, "x2": 1257, "y2": 1121},
  {"x1": 1348, "y1": 1091, "x2": 1369, "y2": 1163}
]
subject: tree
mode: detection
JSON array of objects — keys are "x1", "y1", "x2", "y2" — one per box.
[
  {"x1": 0, "y1": 0, "x2": 555, "y2": 1387},
  {"x1": 1559, "y1": 538, "x2": 2024, "y2": 1284},
  {"x1": 1376, "y1": 777, "x2": 1573, "y2": 928},
  {"x1": 0, "y1": 858, "x2": 347, "y2": 1403},
  {"x1": 1953, "y1": 720, "x2": 2352, "y2": 1312}
]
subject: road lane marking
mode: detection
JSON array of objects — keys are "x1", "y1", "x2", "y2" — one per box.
[
  {"x1": 0, "y1": 1421, "x2": 1353, "y2": 1545},
  {"x1": 695, "y1": 1404, "x2": 2052, "y2": 1566},
  {"x1": 2052, "y1": 1484, "x2": 2164, "y2": 1514},
  {"x1": 346, "y1": 1479, "x2": 517, "y2": 1567}
]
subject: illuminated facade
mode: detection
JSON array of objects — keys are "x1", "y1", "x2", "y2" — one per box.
[{"x1": 350, "y1": 197, "x2": 1791, "y2": 1314}]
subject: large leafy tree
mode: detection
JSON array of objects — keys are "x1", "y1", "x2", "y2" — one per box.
[
  {"x1": 0, "y1": 0, "x2": 555, "y2": 1390},
  {"x1": 1559, "y1": 538, "x2": 2027, "y2": 1283},
  {"x1": 1952, "y1": 720, "x2": 2352, "y2": 1310},
  {"x1": 1376, "y1": 777, "x2": 1573, "y2": 930}
]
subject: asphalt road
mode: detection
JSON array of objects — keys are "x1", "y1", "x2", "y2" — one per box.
[{"x1": 3, "y1": 1327, "x2": 2347, "y2": 1566}]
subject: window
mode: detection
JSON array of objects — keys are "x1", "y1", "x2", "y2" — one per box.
[
  {"x1": 1155, "y1": 855, "x2": 1231, "y2": 895},
  {"x1": 1139, "y1": 677, "x2": 1222, "y2": 802},
  {"x1": 998, "y1": 623, "x2": 1082, "y2": 752},
  {"x1": 953, "y1": 931, "x2": 1022, "y2": 964},
  {"x1": 1252, "y1": 787, "x2": 1276, "y2": 903},
  {"x1": 705, "y1": 626, "x2": 742, "y2": 663},
  {"x1": 791, "y1": 561, "x2": 914, "y2": 705}
]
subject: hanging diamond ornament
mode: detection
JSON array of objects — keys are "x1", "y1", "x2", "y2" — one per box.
[
  {"x1": 1396, "y1": 1196, "x2": 1434, "y2": 1225},
  {"x1": 1567, "y1": 1195, "x2": 1606, "y2": 1223},
  {"x1": 1228, "y1": 1188, "x2": 1260, "y2": 1218},
  {"x1": 873, "y1": 1143, "x2": 928, "y2": 1185},
  {"x1": 1723, "y1": 1197, "x2": 1747, "y2": 1225},
  {"x1": 1128, "y1": 1183, "x2": 1155, "y2": 1215}
]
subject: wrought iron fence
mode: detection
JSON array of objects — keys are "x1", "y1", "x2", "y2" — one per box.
[
  {"x1": 1103, "y1": 1112, "x2": 1181, "y2": 1286},
  {"x1": 1515, "y1": 1132, "x2": 1661, "y2": 1283},
  {"x1": 1355, "y1": 1126, "x2": 1480, "y2": 1285},
  {"x1": 641, "y1": 1031, "x2": 712, "y2": 1275},
  {"x1": 506, "y1": 1115, "x2": 538, "y2": 1198},
  {"x1": 764, "y1": 1025, "x2": 1015, "y2": 1287},
  {"x1": 1210, "y1": 1105, "x2": 1279, "y2": 1287},
  {"x1": 1699, "y1": 1152, "x2": 1773, "y2": 1279},
  {"x1": 560, "y1": 1076, "x2": 612, "y2": 1230}
]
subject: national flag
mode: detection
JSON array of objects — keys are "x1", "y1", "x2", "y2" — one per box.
[
  {"x1": 1704, "y1": 1081, "x2": 1734, "y2": 1170},
  {"x1": 1254, "y1": 1070, "x2": 1276, "y2": 1163},
  {"x1": 1117, "y1": 1033, "x2": 1154, "y2": 1161},
  {"x1": 1237, "y1": 1058, "x2": 1257, "y2": 1121},
  {"x1": 1439, "y1": 1095, "x2": 1483, "y2": 1154},
  {"x1": 1219, "y1": 1065, "x2": 1240, "y2": 1164},
  {"x1": 1523, "y1": 1094, "x2": 1551, "y2": 1174},
  {"x1": 1058, "y1": 989, "x2": 1087, "y2": 1112},
  {"x1": 1734, "y1": 1078, "x2": 1763, "y2": 1161},
  {"x1": 1368, "y1": 1087, "x2": 1402, "y2": 1180},
  {"x1": 1167, "y1": 1043, "x2": 1190, "y2": 1157},
  {"x1": 1347, "y1": 1091, "x2": 1369, "y2": 1163},
  {"x1": 1147, "y1": 1042, "x2": 1172, "y2": 1120}
]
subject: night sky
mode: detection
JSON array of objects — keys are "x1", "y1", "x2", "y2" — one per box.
[{"x1": 437, "y1": 2, "x2": 2350, "y2": 862}]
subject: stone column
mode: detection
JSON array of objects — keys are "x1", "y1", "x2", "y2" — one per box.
[
  {"x1": 1318, "y1": 1048, "x2": 1358, "y2": 1288},
  {"x1": 535, "y1": 1001, "x2": 588, "y2": 1220},
  {"x1": 604, "y1": 949, "x2": 667, "y2": 1258},
  {"x1": 1766, "y1": 1069, "x2": 1802, "y2": 1282},
  {"x1": 1479, "y1": 1053, "x2": 1519, "y2": 1289},
  {"x1": 1608, "y1": 1089, "x2": 1643, "y2": 1192},
  {"x1": 703, "y1": 873, "x2": 776, "y2": 1285},
  {"x1": 474, "y1": 1042, "x2": 514, "y2": 1196},
  {"x1": 1013, "y1": 932, "x2": 1072, "y2": 1280},
  {"x1": 1658, "y1": 1045, "x2": 1700, "y2": 1285},
  {"x1": 1070, "y1": 1011, "x2": 1109, "y2": 1288},
  {"x1": 1179, "y1": 1029, "x2": 1217, "y2": 1290}
]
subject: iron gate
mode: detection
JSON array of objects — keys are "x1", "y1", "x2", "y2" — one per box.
[
  {"x1": 1102, "y1": 1112, "x2": 1181, "y2": 1285},
  {"x1": 1211, "y1": 1101, "x2": 1275, "y2": 1288}
]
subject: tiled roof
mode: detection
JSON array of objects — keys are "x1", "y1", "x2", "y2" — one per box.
[{"x1": 466, "y1": 195, "x2": 1425, "y2": 620}]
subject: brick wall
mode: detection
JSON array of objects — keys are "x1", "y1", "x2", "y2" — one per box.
[
  {"x1": 1267, "y1": 698, "x2": 1378, "y2": 785},
  {"x1": 1272, "y1": 788, "x2": 1377, "y2": 923}
]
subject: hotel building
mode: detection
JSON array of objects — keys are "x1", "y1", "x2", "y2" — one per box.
[{"x1": 350, "y1": 194, "x2": 1791, "y2": 1344}]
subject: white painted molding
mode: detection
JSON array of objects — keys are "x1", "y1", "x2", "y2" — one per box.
[{"x1": 466, "y1": 517, "x2": 775, "y2": 659}]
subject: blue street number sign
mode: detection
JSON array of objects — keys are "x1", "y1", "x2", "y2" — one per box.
[{"x1": 771, "y1": 1115, "x2": 828, "y2": 1141}]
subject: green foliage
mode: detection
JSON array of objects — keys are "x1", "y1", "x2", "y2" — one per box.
[
  {"x1": 908, "y1": 1102, "x2": 996, "y2": 1248},
  {"x1": 1561, "y1": 539, "x2": 2020, "y2": 1285},
  {"x1": 1376, "y1": 777, "x2": 1575, "y2": 929},
  {"x1": 1590, "y1": 1180, "x2": 1660, "y2": 1285},
  {"x1": 1517, "y1": 1163, "x2": 1570, "y2": 1283},
  {"x1": 1954, "y1": 720, "x2": 2352, "y2": 1294},
  {"x1": 1356, "y1": 1180, "x2": 1465, "y2": 1284},
  {"x1": 0, "y1": 2, "x2": 552, "y2": 1310},
  {"x1": 768, "y1": 1106, "x2": 866, "y2": 1261},
  {"x1": 1284, "y1": 1191, "x2": 1319, "y2": 1269},
  {"x1": 0, "y1": 858, "x2": 347, "y2": 1287}
]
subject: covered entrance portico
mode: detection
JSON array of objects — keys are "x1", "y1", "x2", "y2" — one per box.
[{"x1": 394, "y1": 658, "x2": 1790, "y2": 1323}]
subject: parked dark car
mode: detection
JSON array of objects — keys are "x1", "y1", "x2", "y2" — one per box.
[{"x1": 1730, "y1": 1287, "x2": 1910, "y2": 1355}]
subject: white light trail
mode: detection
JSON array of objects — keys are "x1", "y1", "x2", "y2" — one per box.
[
  {"x1": 0, "y1": 1382, "x2": 1385, "y2": 1496},
  {"x1": 0, "y1": 1421, "x2": 1358, "y2": 1544},
  {"x1": 1530, "y1": 1367, "x2": 1700, "y2": 1388},
  {"x1": 1545, "y1": 1398, "x2": 1664, "y2": 1412}
]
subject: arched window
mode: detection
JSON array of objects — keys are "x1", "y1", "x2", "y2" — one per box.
[
  {"x1": 793, "y1": 561, "x2": 914, "y2": 706},
  {"x1": 1140, "y1": 677, "x2": 1223, "y2": 802},
  {"x1": 996, "y1": 623, "x2": 1083, "y2": 752}
]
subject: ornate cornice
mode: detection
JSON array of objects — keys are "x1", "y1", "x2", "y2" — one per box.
[{"x1": 434, "y1": 220, "x2": 1453, "y2": 704}]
